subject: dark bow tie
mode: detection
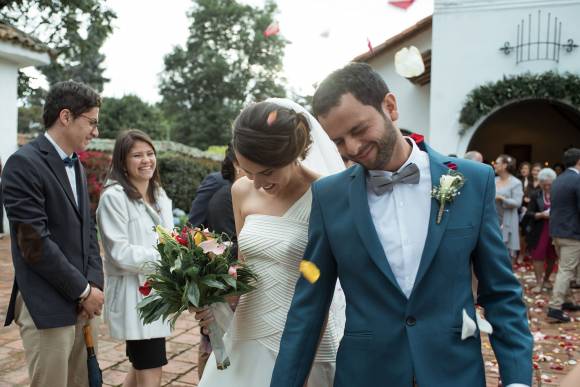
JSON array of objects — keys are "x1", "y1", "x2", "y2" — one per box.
[
  {"x1": 63, "y1": 154, "x2": 78, "y2": 168},
  {"x1": 368, "y1": 163, "x2": 420, "y2": 195}
]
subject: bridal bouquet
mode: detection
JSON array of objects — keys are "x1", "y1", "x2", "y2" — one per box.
[{"x1": 137, "y1": 225, "x2": 258, "y2": 369}]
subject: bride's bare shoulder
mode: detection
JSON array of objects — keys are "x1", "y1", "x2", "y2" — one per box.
[{"x1": 232, "y1": 176, "x2": 254, "y2": 200}]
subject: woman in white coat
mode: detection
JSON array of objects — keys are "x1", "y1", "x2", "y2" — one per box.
[{"x1": 97, "y1": 129, "x2": 173, "y2": 387}]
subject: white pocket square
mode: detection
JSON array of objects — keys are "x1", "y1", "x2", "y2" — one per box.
[
  {"x1": 475, "y1": 309, "x2": 493, "y2": 334},
  {"x1": 461, "y1": 309, "x2": 477, "y2": 340},
  {"x1": 461, "y1": 308, "x2": 494, "y2": 340}
]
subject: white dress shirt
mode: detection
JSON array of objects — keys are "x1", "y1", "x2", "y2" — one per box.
[
  {"x1": 45, "y1": 132, "x2": 78, "y2": 206},
  {"x1": 367, "y1": 138, "x2": 431, "y2": 298},
  {"x1": 366, "y1": 138, "x2": 529, "y2": 387},
  {"x1": 44, "y1": 133, "x2": 89, "y2": 299}
]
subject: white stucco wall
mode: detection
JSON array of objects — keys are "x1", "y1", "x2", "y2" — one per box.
[
  {"x1": 0, "y1": 40, "x2": 49, "y2": 233},
  {"x1": 368, "y1": 28, "x2": 432, "y2": 137},
  {"x1": 430, "y1": 0, "x2": 580, "y2": 156}
]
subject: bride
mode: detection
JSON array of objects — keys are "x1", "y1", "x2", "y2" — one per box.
[{"x1": 196, "y1": 98, "x2": 346, "y2": 387}]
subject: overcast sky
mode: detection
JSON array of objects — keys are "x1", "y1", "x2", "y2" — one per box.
[{"x1": 70, "y1": 0, "x2": 433, "y2": 102}]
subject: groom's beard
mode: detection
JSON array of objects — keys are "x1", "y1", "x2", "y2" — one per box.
[{"x1": 356, "y1": 117, "x2": 397, "y2": 171}]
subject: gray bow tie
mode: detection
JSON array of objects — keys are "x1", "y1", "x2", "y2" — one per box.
[{"x1": 368, "y1": 163, "x2": 420, "y2": 195}]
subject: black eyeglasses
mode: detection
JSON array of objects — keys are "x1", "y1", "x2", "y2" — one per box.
[{"x1": 78, "y1": 114, "x2": 99, "y2": 130}]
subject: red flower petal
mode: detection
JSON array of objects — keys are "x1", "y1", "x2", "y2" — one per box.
[
  {"x1": 175, "y1": 235, "x2": 188, "y2": 246},
  {"x1": 139, "y1": 281, "x2": 152, "y2": 296}
]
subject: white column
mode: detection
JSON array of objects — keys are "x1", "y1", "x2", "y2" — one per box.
[{"x1": 0, "y1": 59, "x2": 19, "y2": 234}]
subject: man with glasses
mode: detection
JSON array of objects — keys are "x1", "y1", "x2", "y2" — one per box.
[{"x1": 1, "y1": 80, "x2": 104, "y2": 386}]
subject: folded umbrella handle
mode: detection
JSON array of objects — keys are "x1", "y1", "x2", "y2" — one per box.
[{"x1": 83, "y1": 324, "x2": 96, "y2": 356}]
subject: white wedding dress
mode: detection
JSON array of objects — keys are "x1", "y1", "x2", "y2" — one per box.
[{"x1": 198, "y1": 188, "x2": 341, "y2": 387}]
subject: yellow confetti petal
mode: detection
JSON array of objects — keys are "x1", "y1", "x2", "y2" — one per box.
[{"x1": 300, "y1": 260, "x2": 320, "y2": 284}]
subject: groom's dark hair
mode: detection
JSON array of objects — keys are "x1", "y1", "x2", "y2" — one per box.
[{"x1": 312, "y1": 62, "x2": 390, "y2": 118}]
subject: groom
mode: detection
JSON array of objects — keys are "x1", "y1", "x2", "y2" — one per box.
[{"x1": 271, "y1": 63, "x2": 532, "y2": 386}]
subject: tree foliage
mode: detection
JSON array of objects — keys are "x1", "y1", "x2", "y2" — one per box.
[
  {"x1": 99, "y1": 95, "x2": 171, "y2": 140},
  {"x1": 159, "y1": 0, "x2": 287, "y2": 149},
  {"x1": 1, "y1": 0, "x2": 117, "y2": 93}
]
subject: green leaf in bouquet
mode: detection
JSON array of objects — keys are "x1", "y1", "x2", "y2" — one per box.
[
  {"x1": 222, "y1": 275, "x2": 237, "y2": 290},
  {"x1": 185, "y1": 265, "x2": 200, "y2": 278},
  {"x1": 201, "y1": 277, "x2": 227, "y2": 290},
  {"x1": 187, "y1": 281, "x2": 201, "y2": 307},
  {"x1": 137, "y1": 294, "x2": 162, "y2": 309}
]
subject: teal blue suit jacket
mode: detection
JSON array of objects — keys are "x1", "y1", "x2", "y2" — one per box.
[{"x1": 271, "y1": 144, "x2": 532, "y2": 387}]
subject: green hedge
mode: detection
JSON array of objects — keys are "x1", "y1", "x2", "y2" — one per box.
[
  {"x1": 459, "y1": 71, "x2": 580, "y2": 134},
  {"x1": 158, "y1": 153, "x2": 220, "y2": 212}
]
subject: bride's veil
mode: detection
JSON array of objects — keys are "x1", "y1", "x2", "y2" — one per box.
[{"x1": 266, "y1": 97, "x2": 347, "y2": 340}]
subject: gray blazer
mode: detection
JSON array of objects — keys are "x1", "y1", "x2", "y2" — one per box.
[{"x1": 495, "y1": 175, "x2": 523, "y2": 251}]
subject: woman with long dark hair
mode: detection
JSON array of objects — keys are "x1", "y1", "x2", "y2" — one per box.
[{"x1": 97, "y1": 129, "x2": 173, "y2": 387}]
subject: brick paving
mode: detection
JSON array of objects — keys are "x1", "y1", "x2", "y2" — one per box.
[
  {"x1": 0, "y1": 235, "x2": 578, "y2": 386},
  {"x1": 0, "y1": 236, "x2": 201, "y2": 387}
]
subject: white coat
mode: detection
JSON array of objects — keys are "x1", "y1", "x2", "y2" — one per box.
[{"x1": 97, "y1": 182, "x2": 173, "y2": 340}]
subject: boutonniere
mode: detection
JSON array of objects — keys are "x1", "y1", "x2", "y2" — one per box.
[{"x1": 431, "y1": 165, "x2": 465, "y2": 224}]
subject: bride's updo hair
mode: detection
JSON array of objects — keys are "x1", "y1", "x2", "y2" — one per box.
[{"x1": 233, "y1": 101, "x2": 312, "y2": 168}]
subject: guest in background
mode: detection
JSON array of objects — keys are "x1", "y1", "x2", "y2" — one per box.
[
  {"x1": 553, "y1": 162, "x2": 565, "y2": 176},
  {"x1": 518, "y1": 162, "x2": 531, "y2": 203},
  {"x1": 97, "y1": 130, "x2": 173, "y2": 387},
  {"x1": 494, "y1": 154, "x2": 524, "y2": 264},
  {"x1": 524, "y1": 168, "x2": 557, "y2": 293},
  {"x1": 547, "y1": 148, "x2": 580, "y2": 323},
  {"x1": 188, "y1": 171, "x2": 227, "y2": 228},
  {"x1": 464, "y1": 150, "x2": 483, "y2": 163},
  {"x1": 197, "y1": 144, "x2": 243, "y2": 378},
  {"x1": 528, "y1": 162, "x2": 542, "y2": 198},
  {"x1": 1, "y1": 80, "x2": 104, "y2": 386},
  {"x1": 517, "y1": 161, "x2": 532, "y2": 262},
  {"x1": 205, "y1": 144, "x2": 242, "y2": 251}
]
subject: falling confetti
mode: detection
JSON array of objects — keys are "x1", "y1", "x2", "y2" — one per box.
[
  {"x1": 300, "y1": 260, "x2": 320, "y2": 283},
  {"x1": 394, "y1": 45, "x2": 425, "y2": 78},
  {"x1": 388, "y1": 0, "x2": 416, "y2": 10},
  {"x1": 264, "y1": 21, "x2": 280, "y2": 37}
]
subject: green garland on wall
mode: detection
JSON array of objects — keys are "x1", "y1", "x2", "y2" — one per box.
[{"x1": 459, "y1": 71, "x2": 580, "y2": 134}]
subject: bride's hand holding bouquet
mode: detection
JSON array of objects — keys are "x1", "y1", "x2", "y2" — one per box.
[{"x1": 137, "y1": 225, "x2": 258, "y2": 369}]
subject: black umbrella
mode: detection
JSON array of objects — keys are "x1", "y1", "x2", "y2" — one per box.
[{"x1": 83, "y1": 324, "x2": 103, "y2": 387}]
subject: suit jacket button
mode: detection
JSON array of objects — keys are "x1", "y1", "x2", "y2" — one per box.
[{"x1": 406, "y1": 316, "x2": 416, "y2": 326}]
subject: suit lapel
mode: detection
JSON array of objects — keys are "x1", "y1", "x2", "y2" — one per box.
[
  {"x1": 37, "y1": 135, "x2": 81, "y2": 217},
  {"x1": 412, "y1": 145, "x2": 453, "y2": 294},
  {"x1": 76, "y1": 161, "x2": 89, "y2": 218},
  {"x1": 349, "y1": 165, "x2": 406, "y2": 297}
]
